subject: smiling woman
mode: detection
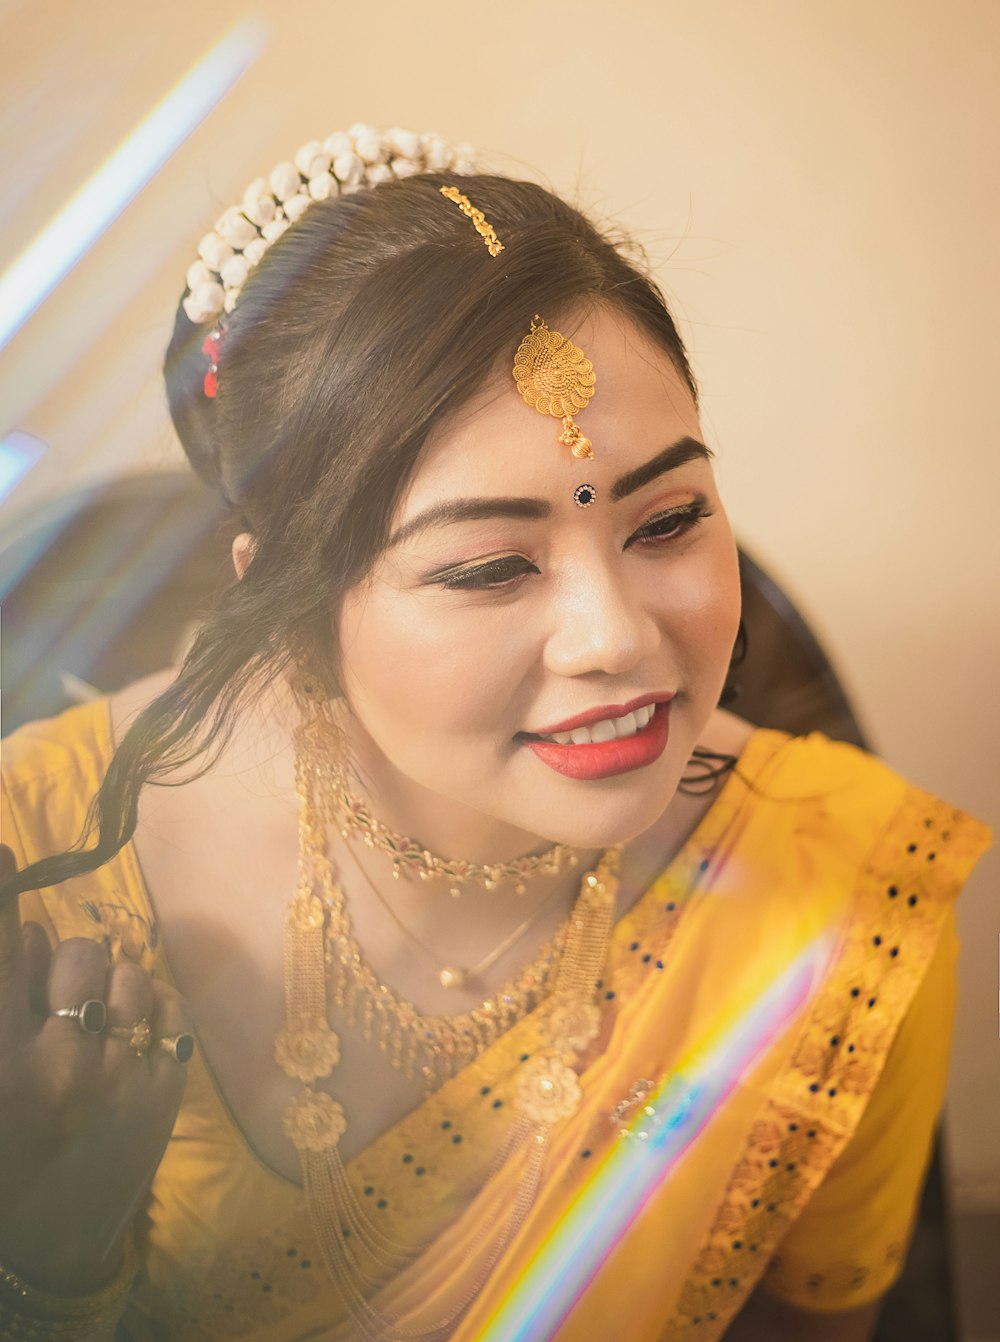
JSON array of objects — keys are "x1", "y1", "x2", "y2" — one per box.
[
  {"x1": 0, "y1": 127, "x2": 991, "y2": 1342},
  {"x1": 338, "y1": 313, "x2": 738, "y2": 838}
]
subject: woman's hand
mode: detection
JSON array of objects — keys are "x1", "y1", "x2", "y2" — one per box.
[{"x1": 0, "y1": 844, "x2": 192, "y2": 1295}]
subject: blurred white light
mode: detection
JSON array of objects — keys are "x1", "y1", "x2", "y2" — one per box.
[
  {"x1": 0, "y1": 20, "x2": 268, "y2": 353},
  {"x1": 0, "y1": 430, "x2": 47, "y2": 503}
]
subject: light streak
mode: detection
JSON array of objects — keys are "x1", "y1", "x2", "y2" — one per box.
[
  {"x1": 0, "y1": 430, "x2": 46, "y2": 504},
  {"x1": 473, "y1": 933, "x2": 832, "y2": 1341},
  {"x1": 0, "y1": 20, "x2": 268, "y2": 353}
]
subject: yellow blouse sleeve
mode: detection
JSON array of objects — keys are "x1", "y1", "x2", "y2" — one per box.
[
  {"x1": 1, "y1": 700, "x2": 157, "y2": 964},
  {"x1": 763, "y1": 898, "x2": 958, "y2": 1311}
]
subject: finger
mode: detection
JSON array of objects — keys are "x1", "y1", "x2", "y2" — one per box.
[
  {"x1": 148, "y1": 979, "x2": 195, "y2": 1084},
  {"x1": 0, "y1": 844, "x2": 22, "y2": 976},
  {"x1": 39, "y1": 939, "x2": 110, "y2": 1052},
  {"x1": 44, "y1": 937, "x2": 110, "y2": 1038},
  {"x1": 22, "y1": 921, "x2": 53, "y2": 1016},
  {"x1": 103, "y1": 961, "x2": 155, "y2": 1065},
  {"x1": 91, "y1": 981, "x2": 191, "y2": 1265}
]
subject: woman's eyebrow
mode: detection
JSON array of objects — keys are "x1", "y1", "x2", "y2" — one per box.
[
  {"x1": 387, "y1": 436, "x2": 713, "y2": 549},
  {"x1": 609, "y1": 436, "x2": 713, "y2": 502},
  {"x1": 388, "y1": 496, "x2": 550, "y2": 549}
]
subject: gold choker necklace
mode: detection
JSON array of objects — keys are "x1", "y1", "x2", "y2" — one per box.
[
  {"x1": 293, "y1": 673, "x2": 580, "y2": 896},
  {"x1": 326, "y1": 766, "x2": 579, "y2": 896}
]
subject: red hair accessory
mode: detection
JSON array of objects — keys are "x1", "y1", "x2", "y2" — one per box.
[{"x1": 201, "y1": 325, "x2": 225, "y2": 398}]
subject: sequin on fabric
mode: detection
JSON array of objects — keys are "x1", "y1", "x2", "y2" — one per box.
[{"x1": 665, "y1": 790, "x2": 982, "y2": 1338}]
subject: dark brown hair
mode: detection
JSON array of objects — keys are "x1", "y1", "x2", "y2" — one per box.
[{"x1": 5, "y1": 172, "x2": 699, "y2": 897}]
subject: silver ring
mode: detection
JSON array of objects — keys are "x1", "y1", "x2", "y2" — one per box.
[
  {"x1": 49, "y1": 999, "x2": 107, "y2": 1035},
  {"x1": 157, "y1": 1033, "x2": 195, "y2": 1064}
]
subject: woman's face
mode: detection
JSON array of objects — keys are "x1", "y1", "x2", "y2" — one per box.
[{"x1": 337, "y1": 304, "x2": 741, "y2": 855}]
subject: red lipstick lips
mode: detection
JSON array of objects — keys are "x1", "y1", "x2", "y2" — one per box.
[
  {"x1": 522, "y1": 697, "x2": 674, "y2": 781},
  {"x1": 527, "y1": 691, "x2": 673, "y2": 738}
]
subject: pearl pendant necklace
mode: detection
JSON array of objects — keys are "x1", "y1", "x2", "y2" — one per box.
[{"x1": 433, "y1": 895, "x2": 571, "y2": 989}]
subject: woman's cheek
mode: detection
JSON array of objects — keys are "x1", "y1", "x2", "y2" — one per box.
[
  {"x1": 340, "y1": 589, "x2": 524, "y2": 740},
  {"x1": 655, "y1": 538, "x2": 739, "y2": 632},
  {"x1": 660, "y1": 545, "x2": 741, "y2": 702},
  {"x1": 689, "y1": 524, "x2": 741, "y2": 633}
]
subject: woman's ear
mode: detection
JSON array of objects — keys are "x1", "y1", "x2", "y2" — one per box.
[{"x1": 232, "y1": 532, "x2": 257, "y2": 580}]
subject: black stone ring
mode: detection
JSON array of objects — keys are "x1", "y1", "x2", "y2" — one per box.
[
  {"x1": 49, "y1": 999, "x2": 107, "y2": 1035},
  {"x1": 157, "y1": 1033, "x2": 196, "y2": 1064}
]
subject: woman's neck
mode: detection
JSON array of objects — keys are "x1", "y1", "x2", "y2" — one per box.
[
  {"x1": 241, "y1": 678, "x2": 598, "y2": 879},
  {"x1": 346, "y1": 757, "x2": 576, "y2": 870}
]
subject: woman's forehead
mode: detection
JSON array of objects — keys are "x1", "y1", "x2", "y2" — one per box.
[{"x1": 405, "y1": 307, "x2": 703, "y2": 509}]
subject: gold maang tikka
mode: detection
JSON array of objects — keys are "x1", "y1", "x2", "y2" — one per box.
[
  {"x1": 437, "y1": 187, "x2": 597, "y2": 460},
  {"x1": 513, "y1": 315, "x2": 597, "y2": 459}
]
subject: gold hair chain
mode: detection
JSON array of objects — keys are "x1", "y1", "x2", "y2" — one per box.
[
  {"x1": 438, "y1": 184, "x2": 504, "y2": 256},
  {"x1": 436, "y1": 188, "x2": 600, "y2": 462}
]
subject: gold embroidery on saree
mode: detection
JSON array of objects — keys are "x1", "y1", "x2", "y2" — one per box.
[{"x1": 665, "y1": 792, "x2": 973, "y2": 1339}]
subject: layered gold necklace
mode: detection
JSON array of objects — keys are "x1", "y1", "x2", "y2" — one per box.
[
  {"x1": 278, "y1": 701, "x2": 621, "y2": 1340},
  {"x1": 320, "y1": 840, "x2": 570, "y2": 1090},
  {"x1": 343, "y1": 835, "x2": 570, "y2": 991}
]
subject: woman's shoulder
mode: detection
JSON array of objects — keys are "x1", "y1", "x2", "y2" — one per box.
[
  {"x1": 694, "y1": 709, "x2": 909, "y2": 828},
  {"x1": 1, "y1": 696, "x2": 115, "y2": 799},
  {"x1": 1, "y1": 668, "x2": 179, "y2": 837},
  {"x1": 2, "y1": 683, "x2": 164, "y2": 958},
  {"x1": 106, "y1": 666, "x2": 178, "y2": 745},
  {"x1": 719, "y1": 714, "x2": 992, "y2": 913},
  {"x1": 722, "y1": 709, "x2": 922, "y2": 808}
]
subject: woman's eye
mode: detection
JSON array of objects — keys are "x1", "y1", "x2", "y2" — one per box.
[
  {"x1": 432, "y1": 501, "x2": 712, "y2": 591},
  {"x1": 437, "y1": 556, "x2": 538, "y2": 591},
  {"x1": 628, "y1": 502, "x2": 713, "y2": 549}
]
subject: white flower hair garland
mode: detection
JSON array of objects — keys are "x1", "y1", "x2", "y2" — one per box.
[{"x1": 182, "y1": 124, "x2": 479, "y2": 327}]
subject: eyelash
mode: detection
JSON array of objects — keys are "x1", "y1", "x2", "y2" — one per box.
[{"x1": 435, "y1": 500, "x2": 714, "y2": 592}]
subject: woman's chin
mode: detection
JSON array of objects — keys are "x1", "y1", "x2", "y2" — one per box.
[{"x1": 520, "y1": 776, "x2": 686, "y2": 853}]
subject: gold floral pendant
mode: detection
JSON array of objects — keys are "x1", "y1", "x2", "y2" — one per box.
[{"x1": 513, "y1": 316, "x2": 596, "y2": 458}]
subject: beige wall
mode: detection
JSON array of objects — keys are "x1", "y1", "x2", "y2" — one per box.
[{"x1": 2, "y1": 0, "x2": 997, "y2": 1211}]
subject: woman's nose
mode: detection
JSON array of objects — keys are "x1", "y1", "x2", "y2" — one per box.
[{"x1": 541, "y1": 563, "x2": 661, "y2": 679}]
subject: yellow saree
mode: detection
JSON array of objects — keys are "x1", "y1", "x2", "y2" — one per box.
[{"x1": 1, "y1": 700, "x2": 991, "y2": 1342}]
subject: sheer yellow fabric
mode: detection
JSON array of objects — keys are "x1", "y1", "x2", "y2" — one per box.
[{"x1": 1, "y1": 700, "x2": 991, "y2": 1342}]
